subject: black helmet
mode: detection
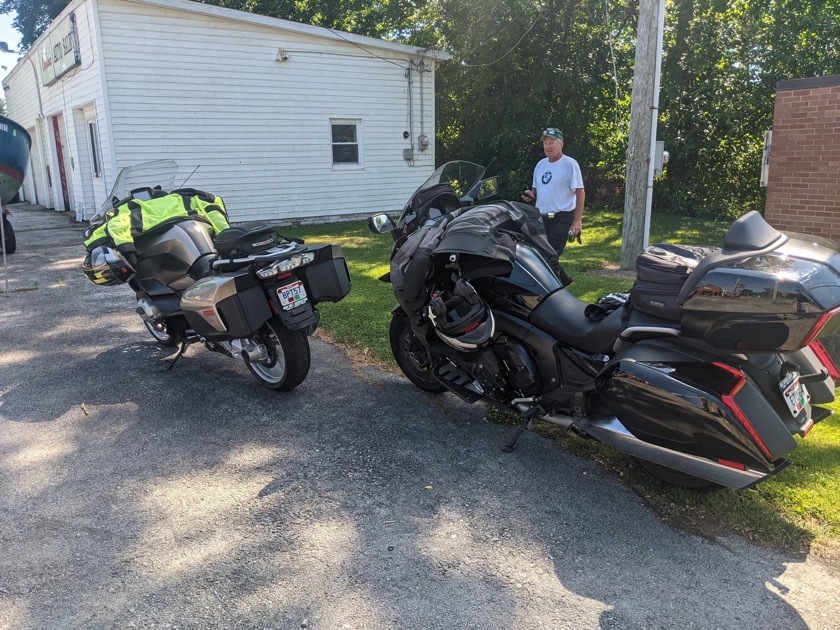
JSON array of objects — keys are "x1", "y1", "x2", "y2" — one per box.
[
  {"x1": 83, "y1": 245, "x2": 132, "y2": 285},
  {"x1": 427, "y1": 279, "x2": 494, "y2": 350}
]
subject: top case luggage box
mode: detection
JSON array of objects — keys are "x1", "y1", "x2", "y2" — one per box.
[
  {"x1": 630, "y1": 243, "x2": 719, "y2": 320},
  {"x1": 215, "y1": 222, "x2": 278, "y2": 258}
]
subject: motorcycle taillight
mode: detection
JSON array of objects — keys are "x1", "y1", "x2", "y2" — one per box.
[
  {"x1": 712, "y1": 362, "x2": 773, "y2": 460},
  {"x1": 801, "y1": 305, "x2": 840, "y2": 348},
  {"x1": 808, "y1": 339, "x2": 840, "y2": 380}
]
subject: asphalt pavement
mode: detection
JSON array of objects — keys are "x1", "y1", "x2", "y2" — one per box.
[{"x1": 1, "y1": 202, "x2": 838, "y2": 629}]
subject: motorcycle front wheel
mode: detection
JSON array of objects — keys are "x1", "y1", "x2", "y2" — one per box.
[
  {"x1": 144, "y1": 319, "x2": 183, "y2": 348},
  {"x1": 247, "y1": 317, "x2": 310, "y2": 391},
  {"x1": 389, "y1": 315, "x2": 445, "y2": 392}
]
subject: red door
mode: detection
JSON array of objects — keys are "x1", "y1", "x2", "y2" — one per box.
[{"x1": 52, "y1": 116, "x2": 70, "y2": 211}]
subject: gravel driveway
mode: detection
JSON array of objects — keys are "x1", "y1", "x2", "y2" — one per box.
[{"x1": 1, "y1": 204, "x2": 838, "y2": 629}]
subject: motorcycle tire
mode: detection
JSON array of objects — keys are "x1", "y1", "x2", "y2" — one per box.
[
  {"x1": 144, "y1": 319, "x2": 183, "y2": 348},
  {"x1": 633, "y1": 457, "x2": 722, "y2": 491},
  {"x1": 389, "y1": 315, "x2": 445, "y2": 393},
  {"x1": 246, "y1": 316, "x2": 310, "y2": 391},
  {"x1": 2, "y1": 216, "x2": 15, "y2": 254}
]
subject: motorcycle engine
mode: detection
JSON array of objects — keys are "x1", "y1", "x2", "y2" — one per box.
[
  {"x1": 464, "y1": 347, "x2": 510, "y2": 399},
  {"x1": 448, "y1": 338, "x2": 542, "y2": 402},
  {"x1": 501, "y1": 338, "x2": 542, "y2": 395}
]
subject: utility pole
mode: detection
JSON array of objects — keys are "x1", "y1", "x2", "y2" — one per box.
[{"x1": 620, "y1": 0, "x2": 666, "y2": 270}]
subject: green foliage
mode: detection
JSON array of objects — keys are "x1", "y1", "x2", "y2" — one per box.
[
  {"x1": 430, "y1": 0, "x2": 838, "y2": 216},
  {"x1": 194, "y1": 0, "x2": 423, "y2": 39},
  {"x1": 0, "y1": 0, "x2": 68, "y2": 48},
  {"x1": 431, "y1": 0, "x2": 639, "y2": 200},
  {"x1": 655, "y1": 0, "x2": 839, "y2": 219}
]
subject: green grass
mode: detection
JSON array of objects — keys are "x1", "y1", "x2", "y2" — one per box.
[{"x1": 282, "y1": 208, "x2": 840, "y2": 559}]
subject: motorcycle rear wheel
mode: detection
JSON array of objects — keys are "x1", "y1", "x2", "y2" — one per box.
[
  {"x1": 389, "y1": 315, "x2": 445, "y2": 392},
  {"x1": 633, "y1": 457, "x2": 722, "y2": 491},
  {"x1": 247, "y1": 317, "x2": 310, "y2": 391},
  {"x1": 144, "y1": 319, "x2": 183, "y2": 348}
]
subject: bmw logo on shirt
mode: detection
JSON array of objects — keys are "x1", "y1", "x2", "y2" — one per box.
[{"x1": 541, "y1": 172, "x2": 553, "y2": 184}]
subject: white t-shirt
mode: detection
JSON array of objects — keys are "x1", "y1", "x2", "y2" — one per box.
[{"x1": 532, "y1": 155, "x2": 584, "y2": 214}]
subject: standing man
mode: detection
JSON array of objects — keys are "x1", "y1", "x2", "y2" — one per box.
[{"x1": 522, "y1": 128, "x2": 584, "y2": 285}]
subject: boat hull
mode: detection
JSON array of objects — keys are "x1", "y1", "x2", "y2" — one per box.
[{"x1": 0, "y1": 116, "x2": 32, "y2": 205}]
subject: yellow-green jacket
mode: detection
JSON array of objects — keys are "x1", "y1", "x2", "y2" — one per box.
[{"x1": 84, "y1": 188, "x2": 230, "y2": 254}]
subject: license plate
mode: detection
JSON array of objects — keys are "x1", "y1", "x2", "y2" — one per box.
[
  {"x1": 779, "y1": 370, "x2": 807, "y2": 417},
  {"x1": 277, "y1": 281, "x2": 307, "y2": 311}
]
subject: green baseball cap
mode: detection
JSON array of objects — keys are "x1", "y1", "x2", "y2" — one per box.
[{"x1": 541, "y1": 128, "x2": 564, "y2": 141}]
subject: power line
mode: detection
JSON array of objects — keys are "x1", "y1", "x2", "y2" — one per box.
[
  {"x1": 324, "y1": 27, "x2": 410, "y2": 70},
  {"x1": 458, "y1": 8, "x2": 545, "y2": 68}
]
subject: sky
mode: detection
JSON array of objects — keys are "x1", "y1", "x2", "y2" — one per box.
[{"x1": 1, "y1": 11, "x2": 21, "y2": 78}]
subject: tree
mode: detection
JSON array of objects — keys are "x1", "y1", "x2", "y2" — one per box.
[
  {"x1": 429, "y1": 0, "x2": 637, "y2": 201},
  {"x1": 195, "y1": 0, "x2": 423, "y2": 39},
  {"x1": 655, "y1": 0, "x2": 840, "y2": 219},
  {"x1": 0, "y1": 0, "x2": 68, "y2": 49}
]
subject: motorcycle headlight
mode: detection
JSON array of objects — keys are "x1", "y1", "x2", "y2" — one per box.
[{"x1": 256, "y1": 252, "x2": 316, "y2": 279}]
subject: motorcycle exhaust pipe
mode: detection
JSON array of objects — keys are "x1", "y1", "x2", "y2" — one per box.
[
  {"x1": 135, "y1": 298, "x2": 162, "y2": 323},
  {"x1": 230, "y1": 339, "x2": 269, "y2": 363},
  {"x1": 542, "y1": 413, "x2": 768, "y2": 489}
]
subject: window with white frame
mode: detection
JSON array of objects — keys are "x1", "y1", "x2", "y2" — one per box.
[
  {"x1": 87, "y1": 119, "x2": 102, "y2": 178},
  {"x1": 331, "y1": 121, "x2": 361, "y2": 164}
]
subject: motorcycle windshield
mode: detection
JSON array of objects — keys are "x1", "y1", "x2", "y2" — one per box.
[
  {"x1": 91, "y1": 160, "x2": 180, "y2": 225},
  {"x1": 395, "y1": 161, "x2": 487, "y2": 236},
  {"x1": 410, "y1": 161, "x2": 486, "y2": 200}
]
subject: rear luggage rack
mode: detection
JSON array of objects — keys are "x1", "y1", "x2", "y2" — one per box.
[{"x1": 212, "y1": 241, "x2": 301, "y2": 268}]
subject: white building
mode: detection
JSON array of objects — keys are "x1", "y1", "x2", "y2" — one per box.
[{"x1": 1, "y1": 0, "x2": 448, "y2": 223}]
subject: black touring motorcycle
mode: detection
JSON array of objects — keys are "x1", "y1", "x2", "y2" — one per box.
[
  {"x1": 83, "y1": 160, "x2": 351, "y2": 391},
  {"x1": 369, "y1": 161, "x2": 840, "y2": 489}
]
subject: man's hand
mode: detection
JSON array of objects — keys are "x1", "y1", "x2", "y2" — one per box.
[{"x1": 569, "y1": 218, "x2": 583, "y2": 243}]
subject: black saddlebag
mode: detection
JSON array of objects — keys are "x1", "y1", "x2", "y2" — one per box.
[
  {"x1": 215, "y1": 222, "x2": 278, "y2": 258},
  {"x1": 630, "y1": 243, "x2": 719, "y2": 320},
  {"x1": 297, "y1": 244, "x2": 352, "y2": 303}
]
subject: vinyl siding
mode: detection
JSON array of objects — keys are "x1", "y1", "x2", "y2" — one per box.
[{"x1": 97, "y1": 0, "x2": 439, "y2": 223}]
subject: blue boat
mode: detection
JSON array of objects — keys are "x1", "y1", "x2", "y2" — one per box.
[{"x1": 0, "y1": 115, "x2": 32, "y2": 205}]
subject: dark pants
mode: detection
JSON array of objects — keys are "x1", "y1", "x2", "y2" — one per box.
[
  {"x1": 543, "y1": 212, "x2": 574, "y2": 286},
  {"x1": 544, "y1": 211, "x2": 575, "y2": 256}
]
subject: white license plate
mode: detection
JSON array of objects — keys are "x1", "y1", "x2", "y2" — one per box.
[
  {"x1": 779, "y1": 370, "x2": 807, "y2": 417},
  {"x1": 277, "y1": 281, "x2": 308, "y2": 311}
]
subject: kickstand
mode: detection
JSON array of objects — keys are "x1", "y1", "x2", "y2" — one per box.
[
  {"x1": 164, "y1": 340, "x2": 190, "y2": 371},
  {"x1": 503, "y1": 417, "x2": 532, "y2": 453}
]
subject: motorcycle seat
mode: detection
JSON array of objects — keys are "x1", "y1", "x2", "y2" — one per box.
[{"x1": 529, "y1": 289, "x2": 627, "y2": 355}]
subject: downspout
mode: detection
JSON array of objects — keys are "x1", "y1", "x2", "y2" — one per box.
[
  {"x1": 419, "y1": 60, "x2": 424, "y2": 146},
  {"x1": 22, "y1": 52, "x2": 52, "y2": 211},
  {"x1": 405, "y1": 63, "x2": 415, "y2": 166}
]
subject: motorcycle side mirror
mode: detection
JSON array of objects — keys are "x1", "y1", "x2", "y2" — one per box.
[
  {"x1": 368, "y1": 213, "x2": 397, "y2": 234},
  {"x1": 475, "y1": 177, "x2": 499, "y2": 200},
  {"x1": 461, "y1": 176, "x2": 499, "y2": 206}
]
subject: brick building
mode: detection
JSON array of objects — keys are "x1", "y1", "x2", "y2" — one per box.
[{"x1": 764, "y1": 74, "x2": 840, "y2": 240}]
